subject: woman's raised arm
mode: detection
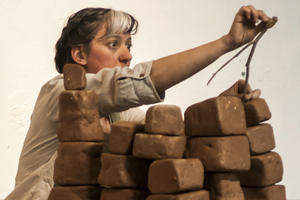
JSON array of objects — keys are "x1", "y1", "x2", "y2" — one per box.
[{"x1": 150, "y1": 5, "x2": 272, "y2": 94}]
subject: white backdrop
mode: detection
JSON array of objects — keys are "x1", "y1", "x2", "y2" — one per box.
[{"x1": 1, "y1": 0, "x2": 299, "y2": 199}]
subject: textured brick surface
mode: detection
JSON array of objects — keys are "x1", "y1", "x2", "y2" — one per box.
[
  {"x1": 48, "y1": 185, "x2": 100, "y2": 200},
  {"x1": 246, "y1": 123, "x2": 275, "y2": 155},
  {"x1": 63, "y1": 63, "x2": 86, "y2": 90},
  {"x1": 98, "y1": 153, "x2": 150, "y2": 188},
  {"x1": 132, "y1": 133, "x2": 186, "y2": 160},
  {"x1": 58, "y1": 118, "x2": 104, "y2": 142},
  {"x1": 53, "y1": 142, "x2": 103, "y2": 185},
  {"x1": 242, "y1": 185, "x2": 286, "y2": 200},
  {"x1": 146, "y1": 190, "x2": 209, "y2": 200},
  {"x1": 108, "y1": 121, "x2": 144, "y2": 154},
  {"x1": 185, "y1": 96, "x2": 246, "y2": 136},
  {"x1": 186, "y1": 136, "x2": 250, "y2": 171},
  {"x1": 59, "y1": 90, "x2": 99, "y2": 121},
  {"x1": 204, "y1": 173, "x2": 244, "y2": 200},
  {"x1": 237, "y1": 151, "x2": 283, "y2": 186},
  {"x1": 101, "y1": 188, "x2": 149, "y2": 200},
  {"x1": 148, "y1": 159, "x2": 204, "y2": 194},
  {"x1": 244, "y1": 98, "x2": 271, "y2": 126},
  {"x1": 145, "y1": 105, "x2": 184, "y2": 136}
]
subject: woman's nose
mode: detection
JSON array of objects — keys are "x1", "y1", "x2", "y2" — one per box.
[{"x1": 119, "y1": 46, "x2": 132, "y2": 66}]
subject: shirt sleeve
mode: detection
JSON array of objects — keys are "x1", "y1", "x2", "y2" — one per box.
[{"x1": 85, "y1": 61, "x2": 165, "y2": 116}]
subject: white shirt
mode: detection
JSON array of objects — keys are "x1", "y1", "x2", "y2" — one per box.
[{"x1": 5, "y1": 61, "x2": 164, "y2": 200}]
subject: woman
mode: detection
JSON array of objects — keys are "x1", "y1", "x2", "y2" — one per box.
[{"x1": 6, "y1": 6, "x2": 271, "y2": 199}]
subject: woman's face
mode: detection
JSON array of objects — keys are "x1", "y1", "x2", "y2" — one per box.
[{"x1": 85, "y1": 26, "x2": 133, "y2": 73}]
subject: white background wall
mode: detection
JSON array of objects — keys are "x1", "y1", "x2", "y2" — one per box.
[{"x1": 0, "y1": 0, "x2": 299, "y2": 199}]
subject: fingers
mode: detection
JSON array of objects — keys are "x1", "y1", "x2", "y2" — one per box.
[
  {"x1": 239, "y1": 5, "x2": 271, "y2": 24},
  {"x1": 219, "y1": 80, "x2": 261, "y2": 102},
  {"x1": 237, "y1": 79, "x2": 252, "y2": 94},
  {"x1": 257, "y1": 10, "x2": 270, "y2": 23},
  {"x1": 251, "y1": 89, "x2": 261, "y2": 99}
]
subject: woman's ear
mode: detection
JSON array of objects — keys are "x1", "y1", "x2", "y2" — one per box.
[{"x1": 71, "y1": 45, "x2": 88, "y2": 65}]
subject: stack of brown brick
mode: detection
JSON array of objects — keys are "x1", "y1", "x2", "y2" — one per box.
[
  {"x1": 136, "y1": 105, "x2": 209, "y2": 200},
  {"x1": 48, "y1": 64, "x2": 104, "y2": 200},
  {"x1": 238, "y1": 98, "x2": 286, "y2": 200},
  {"x1": 47, "y1": 68, "x2": 286, "y2": 200},
  {"x1": 185, "y1": 96, "x2": 250, "y2": 200},
  {"x1": 98, "y1": 121, "x2": 150, "y2": 199}
]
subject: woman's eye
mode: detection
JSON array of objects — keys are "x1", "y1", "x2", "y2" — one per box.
[
  {"x1": 126, "y1": 43, "x2": 132, "y2": 50},
  {"x1": 107, "y1": 41, "x2": 119, "y2": 48}
]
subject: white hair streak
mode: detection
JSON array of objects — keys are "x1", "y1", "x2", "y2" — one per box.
[{"x1": 105, "y1": 10, "x2": 136, "y2": 35}]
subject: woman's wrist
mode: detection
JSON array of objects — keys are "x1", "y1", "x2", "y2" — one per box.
[{"x1": 219, "y1": 34, "x2": 238, "y2": 53}]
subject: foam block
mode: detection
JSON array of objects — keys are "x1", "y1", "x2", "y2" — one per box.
[
  {"x1": 237, "y1": 151, "x2": 283, "y2": 186},
  {"x1": 59, "y1": 90, "x2": 99, "y2": 121},
  {"x1": 204, "y1": 173, "x2": 244, "y2": 200},
  {"x1": 48, "y1": 185, "x2": 100, "y2": 200},
  {"x1": 63, "y1": 63, "x2": 86, "y2": 90},
  {"x1": 145, "y1": 105, "x2": 184, "y2": 136},
  {"x1": 186, "y1": 136, "x2": 250, "y2": 171},
  {"x1": 246, "y1": 123, "x2": 275, "y2": 155},
  {"x1": 148, "y1": 159, "x2": 204, "y2": 194},
  {"x1": 185, "y1": 96, "x2": 246, "y2": 136},
  {"x1": 101, "y1": 189, "x2": 148, "y2": 200},
  {"x1": 108, "y1": 121, "x2": 144, "y2": 154},
  {"x1": 242, "y1": 185, "x2": 286, "y2": 200},
  {"x1": 244, "y1": 98, "x2": 271, "y2": 126},
  {"x1": 98, "y1": 153, "x2": 150, "y2": 188},
  {"x1": 58, "y1": 118, "x2": 104, "y2": 142},
  {"x1": 53, "y1": 142, "x2": 103, "y2": 185},
  {"x1": 146, "y1": 190, "x2": 209, "y2": 200},
  {"x1": 132, "y1": 133, "x2": 186, "y2": 160}
]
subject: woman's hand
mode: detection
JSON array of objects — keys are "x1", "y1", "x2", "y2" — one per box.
[
  {"x1": 224, "y1": 5, "x2": 272, "y2": 50},
  {"x1": 219, "y1": 80, "x2": 261, "y2": 101}
]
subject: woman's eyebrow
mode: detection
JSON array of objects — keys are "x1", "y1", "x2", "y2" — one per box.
[
  {"x1": 95, "y1": 34, "x2": 119, "y2": 42},
  {"x1": 96, "y1": 34, "x2": 132, "y2": 43}
]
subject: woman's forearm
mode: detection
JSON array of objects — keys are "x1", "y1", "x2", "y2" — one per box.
[{"x1": 150, "y1": 35, "x2": 232, "y2": 93}]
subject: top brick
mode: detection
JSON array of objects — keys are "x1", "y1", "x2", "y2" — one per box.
[
  {"x1": 63, "y1": 64, "x2": 87, "y2": 90},
  {"x1": 244, "y1": 98, "x2": 272, "y2": 126},
  {"x1": 184, "y1": 96, "x2": 246, "y2": 136},
  {"x1": 145, "y1": 105, "x2": 184, "y2": 136}
]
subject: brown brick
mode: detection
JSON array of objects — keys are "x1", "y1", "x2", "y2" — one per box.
[
  {"x1": 63, "y1": 63, "x2": 86, "y2": 90},
  {"x1": 186, "y1": 136, "x2": 250, "y2": 171},
  {"x1": 148, "y1": 159, "x2": 204, "y2": 194},
  {"x1": 108, "y1": 121, "x2": 144, "y2": 154},
  {"x1": 244, "y1": 98, "x2": 271, "y2": 126},
  {"x1": 146, "y1": 190, "x2": 209, "y2": 200},
  {"x1": 59, "y1": 90, "x2": 99, "y2": 121},
  {"x1": 48, "y1": 185, "x2": 100, "y2": 200},
  {"x1": 145, "y1": 105, "x2": 184, "y2": 136},
  {"x1": 184, "y1": 96, "x2": 246, "y2": 136},
  {"x1": 132, "y1": 133, "x2": 186, "y2": 160},
  {"x1": 237, "y1": 151, "x2": 283, "y2": 186},
  {"x1": 204, "y1": 173, "x2": 245, "y2": 200},
  {"x1": 246, "y1": 124, "x2": 275, "y2": 155},
  {"x1": 242, "y1": 185, "x2": 286, "y2": 200},
  {"x1": 58, "y1": 118, "x2": 104, "y2": 142},
  {"x1": 101, "y1": 189, "x2": 149, "y2": 200},
  {"x1": 98, "y1": 153, "x2": 150, "y2": 188},
  {"x1": 53, "y1": 142, "x2": 103, "y2": 185}
]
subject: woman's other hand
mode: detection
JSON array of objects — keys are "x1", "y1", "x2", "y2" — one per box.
[{"x1": 219, "y1": 80, "x2": 261, "y2": 101}]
